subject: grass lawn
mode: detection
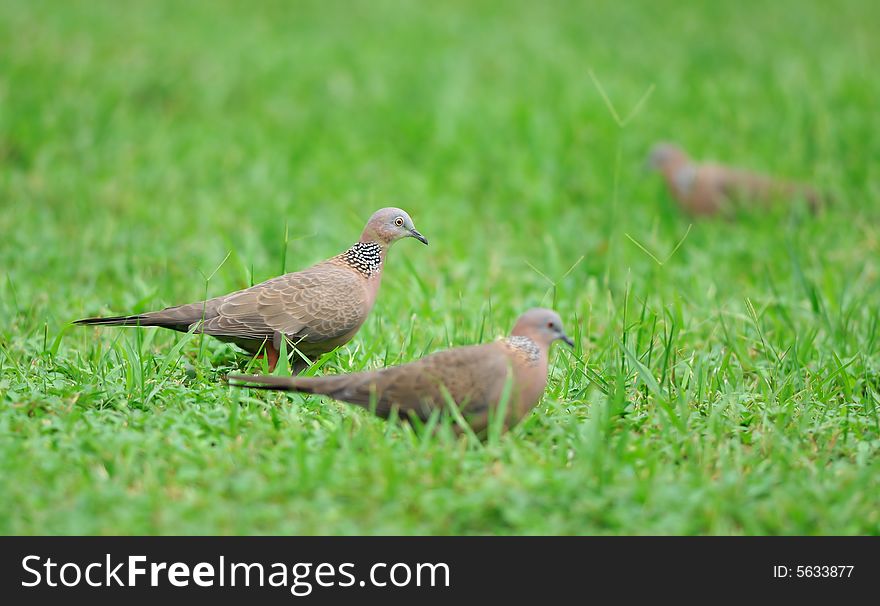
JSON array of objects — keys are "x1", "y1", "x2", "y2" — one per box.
[{"x1": 1, "y1": 0, "x2": 878, "y2": 535}]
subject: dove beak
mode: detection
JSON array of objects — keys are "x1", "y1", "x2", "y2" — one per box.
[
  {"x1": 561, "y1": 334, "x2": 575, "y2": 347},
  {"x1": 409, "y1": 229, "x2": 428, "y2": 245}
]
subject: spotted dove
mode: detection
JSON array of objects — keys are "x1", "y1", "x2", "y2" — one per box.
[
  {"x1": 229, "y1": 308, "x2": 573, "y2": 433},
  {"x1": 75, "y1": 207, "x2": 428, "y2": 371},
  {"x1": 647, "y1": 142, "x2": 822, "y2": 217}
]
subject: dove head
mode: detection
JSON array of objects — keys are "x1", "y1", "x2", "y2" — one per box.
[
  {"x1": 647, "y1": 142, "x2": 690, "y2": 173},
  {"x1": 360, "y1": 207, "x2": 428, "y2": 247},
  {"x1": 511, "y1": 308, "x2": 574, "y2": 349}
]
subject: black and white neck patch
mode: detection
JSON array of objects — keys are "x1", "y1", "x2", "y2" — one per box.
[
  {"x1": 341, "y1": 241, "x2": 383, "y2": 277},
  {"x1": 504, "y1": 336, "x2": 541, "y2": 362}
]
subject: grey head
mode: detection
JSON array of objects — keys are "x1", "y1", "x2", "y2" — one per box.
[
  {"x1": 510, "y1": 308, "x2": 574, "y2": 349},
  {"x1": 360, "y1": 207, "x2": 428, "y2": 247},
  {"x1": 647, "y1": 142, "x2": 690, "y2": 172}
]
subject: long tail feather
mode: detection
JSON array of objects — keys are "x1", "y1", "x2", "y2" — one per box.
[
  {"x1": 227, "y1": 374, "x2": 302, "y2": 392},
  {"x1": 74, "y1": 315, "x2": 149, "y2": 326}
]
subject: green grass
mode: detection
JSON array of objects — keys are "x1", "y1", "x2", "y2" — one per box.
[{"x1": 1, "y1": 0, "x2": 879, "y2": 535}]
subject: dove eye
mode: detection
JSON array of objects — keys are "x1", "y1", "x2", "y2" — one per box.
[
  {"x1": 394, "y1": 217, "x2": 404, "y2": 227},
  {"x1": 547, "y1": 322, "x2": 554, "y2": 329}
]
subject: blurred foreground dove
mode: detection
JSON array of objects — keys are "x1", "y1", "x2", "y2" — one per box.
[
  {"x1": 647, "y1": 142, "x2": 823, "y2": 217},
  {"x1": 229, "y1": 308, "x2": 573, "y2": 433},
  {"x1": 76, "y1": 207, "x2": 428, "y2": 371}
]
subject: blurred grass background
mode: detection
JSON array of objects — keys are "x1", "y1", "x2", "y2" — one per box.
[{"x1": 1, "y1": 0, "x2": 878, "y2": 534}]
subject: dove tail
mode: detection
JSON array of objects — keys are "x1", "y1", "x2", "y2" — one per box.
[
  {"x1": 227, "y1": 374, "x2": 302, "y2": 391},
  {"x1": 74, "y1": 310, "x2": 198, "y2": 331},
  {"x1": 226, "y1": 373, "x2": 360, "y2": 400},
  {"x1": 74, "y1": 314, "x2": 152, "y2": 327}
]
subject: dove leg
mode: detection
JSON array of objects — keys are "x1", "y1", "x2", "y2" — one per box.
[
  {"x1": 264, "y1": 343, "x2": 279, "y2": 372},
  {"x1": 251, "y1": 342, "x2": 280, "y2": 372}
]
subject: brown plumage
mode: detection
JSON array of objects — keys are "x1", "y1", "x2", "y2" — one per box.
[
  {"x1": 75, "y1": 207, "x2": 428, "y2": 371},
  {"x1": 229, "y1": 308, "x2": 574, "y2": 433},
  {"x1": 647, "y1": 142, "x2": 823, "y2": 217}
]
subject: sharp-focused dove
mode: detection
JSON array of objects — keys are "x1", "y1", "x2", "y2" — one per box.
[
  {"x1": 229, "y1": 308, "x2": 573, "y2": 433},
  {"x1": 647, "y1": 142, "x2": 822, "y2": 217},
  {"x1": 76, "y1": 207, "x2": 428, "y2": 371}
]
